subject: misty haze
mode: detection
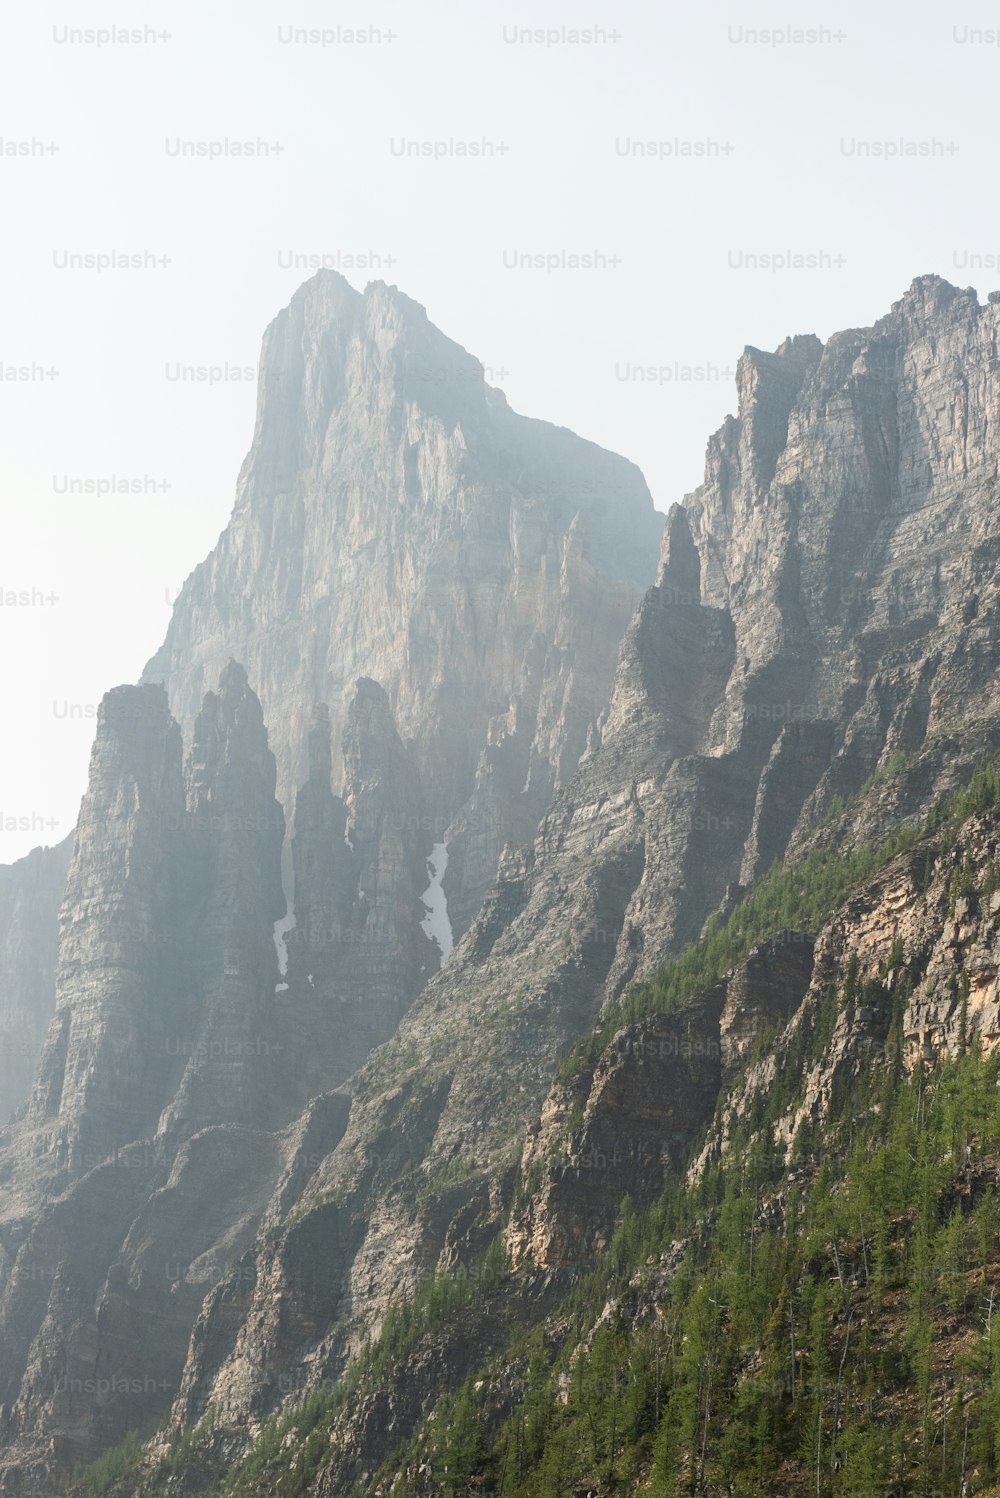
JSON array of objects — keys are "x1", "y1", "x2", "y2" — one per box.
[{"x1": 5, "y1": 7, "x2": 1000, "y2": 1497}]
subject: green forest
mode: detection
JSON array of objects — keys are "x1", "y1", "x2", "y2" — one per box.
[{"x1": 358, "y1": 1047, "x2": 1000, "y2": 1496}]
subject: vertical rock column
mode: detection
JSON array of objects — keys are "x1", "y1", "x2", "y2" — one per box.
[
  {"x1": 27, "y1": 685, "x2": 186, "y2": 1175},
  {"x1": 289, "y1": 703, "x2": 355, "y2": 990},
  {"x1": 158, "y1": 661, "x2": 286, "y2": 1136},
  {"x1": 285, "y1": 680, "x2": 438, "y2": 1092},
  {"x1": 0, "y1": 838, "x2": 73, "y2": 1123}
]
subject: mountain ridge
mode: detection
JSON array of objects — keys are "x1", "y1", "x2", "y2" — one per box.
[{"x1": 7, "y1": 274, "x2": 1000, "y2": 1495}]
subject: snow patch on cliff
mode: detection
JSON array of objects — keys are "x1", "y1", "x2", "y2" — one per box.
[
  {"x1": 420, "y1": 842, "x2": 454, "y2": 961},
  {"x1": 273, "y1": 908, "x2": 296, "y2": 978}
]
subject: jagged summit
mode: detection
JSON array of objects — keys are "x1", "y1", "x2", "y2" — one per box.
[
  {"x1": 888, "y1": 269, "x2": 979, "y2": 316},
  {"x1": 216, "y1": 655, "x2": 250, "y2": 691},
  {"x1": 142, "y1": 274, "x2": 662, "y2": 935},
  {"x1": 248, "y1": 270, "x2": 491, "y2": 461}
]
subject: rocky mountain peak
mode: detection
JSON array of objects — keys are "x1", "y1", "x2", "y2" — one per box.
[
  {"x1": 886, "y1": 270, "x2": 979, "y2": 326},
  {"x1": 8, "y1": 274, "x2": 1000, "y2": 1491},
  {"x1": 657, "y1": 501, "x2": 701, "y2": 601},
  {"x1": 245, "y1": 272, "x2": 490, "y2": 496},
  {"x1": 187, "y1": 657, "x2": 277, "y2": 806},
  {"x1": 143, "y1": 276, "x2": 662, "y2": 969}
]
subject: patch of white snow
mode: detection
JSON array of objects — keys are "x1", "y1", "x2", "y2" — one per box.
[
  {"x1": 420, "y1": 841, "x2": 454, "y2": 962},
  {"x1": 273, "y1": 908, "x2": 296, "y2": 977}
]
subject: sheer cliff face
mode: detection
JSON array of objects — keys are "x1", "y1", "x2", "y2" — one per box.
[
  {"x1": 688, "y1": 277, "x2": 1000, "y2": 778},
  {"x1": 0, "y1": 669, "x2": 323, "y2": 1475},
  {"x1": 26, "y1": 684, "x2": 187, "y2": 1174},
  {"x1": 142, "y1": 271, "x2": 662, "y2": 939},
  {"x1": 0, "y1": 838, "x2": 71, "y2": 1124},
  {"x1": 282, "y1": 682, "x2": 440, "y2": 1099},
  {"x1": 0, "y1": 274, "x2": 657, "y2": 1143},
  {"x1": 9, "y1": 668, "x2": 285, "y2": 1199},
  {"x1": 475, "y1": 274, "x2": 1000, "y2": 1017}
]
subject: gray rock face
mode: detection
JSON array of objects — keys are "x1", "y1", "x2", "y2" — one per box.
[
  {"x1": 17, "y1": 668, "x2": 286, "y2": 1190},
  {"x1": 281, "y1": 681, "x2": 440, "y2": 1101},
  {"x1": 0, "y1": 838, "x2": 71, "y2": 1123},
  {"x1": 26, "y1": 684, "x2": 187, "y2": 1180},
  {"x1": 506, "y1": 930, "x2": 814, "y2": 1274},
  {"x1": 142, "y1": 271, "x2": 662, "y2": 939},
  {"x1": 400, "y1": 273, "x2": 1000, "y2": 1073},
  {"x1": 155, "y1": 659, "x2": 287, "y2": 1139},
  {"x1": 0, "y1": 668, "x2": 293, "y2": 1473},
  {"x1": 3, "y1": 274, "x2": 657, "y2": 1186}
]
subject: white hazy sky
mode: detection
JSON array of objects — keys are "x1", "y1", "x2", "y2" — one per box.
[{"x1": 3, "y1": 0, "x2": 998, "y2": 860}]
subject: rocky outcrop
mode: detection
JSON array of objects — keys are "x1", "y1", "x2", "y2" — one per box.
[
  {"x1": 506, "y1": 931, "x2": 814, "y2": 1272},
  {"x1": 155, "y1": 659, "x2": 287, "y2": 1139},
  {"x1": 143, "y1": 272, "x2": 662, "y2": 939},
  {"x1": 0, "y1": 837, "x2": 72, "y2": 1123},
  {"x1": 25, "y1": 684, "x2": 187, "y2": 1182},
  {"x1": 707, "y1": 814, "x2": 1000, "y2": 1164},
  {"x1": 14, "y1": 666, "x2": 287, "y2": 1190},
  {"x1": 0, "y1": 668, "x2": 305, "y2": 1475},
  {"x1": 280, "y1": 681, "x2": 439, "y2": 1101}
]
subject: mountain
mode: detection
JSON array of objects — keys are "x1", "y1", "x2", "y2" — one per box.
[
  {"x1": 0, "y1": 273, "x2": 662, "y2": 1489},
  {"x1": 0, "y1": 272, "x2": 662, "y2": 1140},
  {"x1": 6, "y1": 273, "x2": 1000, "y2": 1496},
  {"x1": 177, "y1": 274, "x2": 1000, "y2": 1496},
  {"x1": 135, "y1": 275, "x2": 1000, "y2": 1482},
  {"x1": 142, "y1": 271, "x2": 662, "y2": 939}
]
